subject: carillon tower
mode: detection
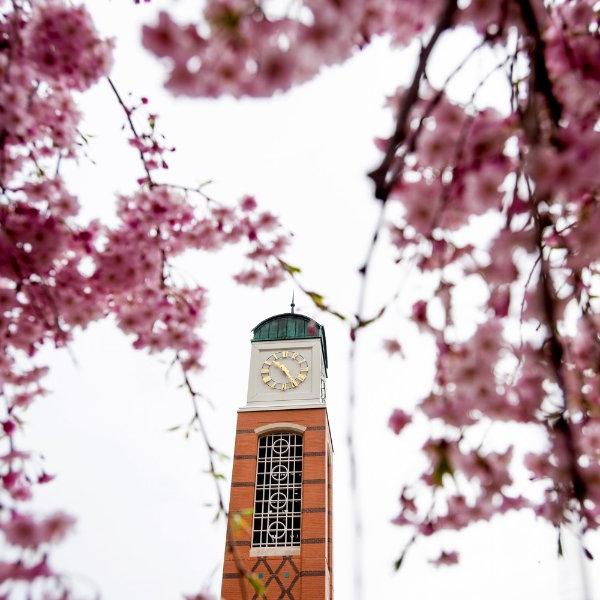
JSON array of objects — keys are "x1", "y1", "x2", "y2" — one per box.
[{"x1": 221, "y1": 307, "x2": 333, "y2": 600}]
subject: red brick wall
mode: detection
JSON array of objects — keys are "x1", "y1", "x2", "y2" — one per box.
[{"x1": 221, "y1": 407, "x2": 332, "y2": 600}]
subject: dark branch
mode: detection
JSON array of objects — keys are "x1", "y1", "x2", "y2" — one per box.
[
  {"x1": 367, "y1": 0, "x2": 459, "y2": 201},
  {"x1": 515, "y1": 0, "x2": 562, "y2": 126}
]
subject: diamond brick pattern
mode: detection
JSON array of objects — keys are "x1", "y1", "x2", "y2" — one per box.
[{"x1": 251, "y1": 556, "x2": 301, "y2": 600}]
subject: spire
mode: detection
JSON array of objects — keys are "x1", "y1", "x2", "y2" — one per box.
[{"x1": 290, "y1": 290, "x2": 295, "y2": 314}]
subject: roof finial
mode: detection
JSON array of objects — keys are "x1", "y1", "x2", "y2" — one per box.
[{"x1": 290, "y1": 290, "x2": 295, "y2": 314}]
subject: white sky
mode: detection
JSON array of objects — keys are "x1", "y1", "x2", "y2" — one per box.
[{"x1": 22, "y1": 2, "x2": 600, "y2": 599}]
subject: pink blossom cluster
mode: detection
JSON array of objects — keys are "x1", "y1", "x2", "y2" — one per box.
[
  {"x1": 25, "y1": 2, "x2": 114, "y2": 91},
  {"x1": 364, "y1": 0, "x2": 600, "y2": 567},
  {"x1": 141, "y1": 0, "x2": 451, "y2": 97},
  {"x1": 0, "y1": 181, "x2": 288, "y2": 590},
  {"x1": 0, "y1": 0, "x2": 113, "y2": 186},
  {"x1": 141, "y1": 0, "x2": 578, "y2": 99},
  {"x1": 126, "y1": 106, "x2": 177, "y2": 185},
  {"x1": 1, "y1": 16, "x2": 115, "y2": 592},
  {"x1": 393, "y1": 438, "x2": 527, "y2": 535},
  {"x1": 1, "y1": 1, "x2": 290, "y2": 596},
  {"x1": 2, "y1": 512, "x2": 75, "y2": 549}
]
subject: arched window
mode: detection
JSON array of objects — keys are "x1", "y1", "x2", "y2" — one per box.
[{"x1": 251, "y1": 432, "x2": 303, "y2": 549}]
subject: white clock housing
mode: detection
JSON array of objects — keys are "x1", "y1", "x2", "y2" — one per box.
[{"x1": 242, "y1": 313, "x2": 328, "y2": 411}]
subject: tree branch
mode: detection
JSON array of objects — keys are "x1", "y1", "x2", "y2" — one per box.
[
  {"x1": 515, "y1": 0, "x2": 562, "y2": 126},
  {"x1": 367, "y1": 0, "x2": 459, "y2": 201},
  {"x1": 106, "y1": 76, "x2": 155, "y2": 186}
]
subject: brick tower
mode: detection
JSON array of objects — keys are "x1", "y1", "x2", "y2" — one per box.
[{"x1": 221, "y1": 308, "x2": 333, "y2": 600}]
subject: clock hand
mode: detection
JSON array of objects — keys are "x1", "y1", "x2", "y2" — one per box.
[
  {"x1": 272, "y1": 361, "x2": 288, "y2": 373},
  {"x1": 273, "y1": 361, "x2": 296, "y2": 384}
]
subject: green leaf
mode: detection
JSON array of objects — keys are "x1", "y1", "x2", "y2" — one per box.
[
  {"x1": 306, "y1": 291, "x2": 326, "y2": 308},
  {"x1": 432, "y1": 454, "x2": 454, "y2": 487},
  {"x1": 280, "y1": 260, "x2": 302, "y2": 275},
  {"x1": 231, "y1": 512, "x2": 251, "y2": 533},
  {"x1": 247, "y1": 574, "x2": 265, "y2": 594}
]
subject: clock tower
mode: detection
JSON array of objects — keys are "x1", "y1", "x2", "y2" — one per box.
[{"x1": 220, "y1": 309, "x2": 333, "y2": 600}]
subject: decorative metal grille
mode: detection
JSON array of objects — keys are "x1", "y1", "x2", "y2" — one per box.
[{"x1": 252, "y1": 433, "x2": 303, "y2": 548}]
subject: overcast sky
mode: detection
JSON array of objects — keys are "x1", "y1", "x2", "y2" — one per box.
[{"x1": 24, "y1": 2, "x2": 600, "y2": 599}]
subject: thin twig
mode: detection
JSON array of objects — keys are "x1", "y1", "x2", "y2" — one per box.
[
  {"x1": 106, "y1": 76, "x2": 155, "y2": 186},
  {"x1": 178, "y1": 359, "x2": 251, "y2": 600}
]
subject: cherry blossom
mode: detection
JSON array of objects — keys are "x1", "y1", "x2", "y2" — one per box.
[
  {"x1": 25, "y1": 2, "x2": 114, "y2": 91},
  {"x1": 429, "y1": 550, "x2": 459, "y2": 567},
  {"x1": 388, "y1": 409, "x2": 411, "y2": 435},
  {"x1": 382, "y1": 338, "x2": 404, "y2": 356},
  {"x1": 0, "y1": 1, "x2": 290, "y2": 596},
  {"x1": 1, "y1": 0, "x2": 599, "y2": 595}
]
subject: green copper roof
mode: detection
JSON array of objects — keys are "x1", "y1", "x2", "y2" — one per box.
[{"x1": 252, "y1": 313, "x2": 328, "y2": 369}]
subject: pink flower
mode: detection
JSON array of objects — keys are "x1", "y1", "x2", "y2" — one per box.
[
  {"x1": 253, "y1": 49, "x2": 297, "y2": 95},
  {"x1": 463, "y1": 110, "x2": 513, "y2": 164},
  {"x1": 417, "y1": 127, "x2": 457, "y2": 169},
  {"x1": 383, "y1": 338, "x2": 404, "y2": 356},
  {"x1": 2, "y1": 420, "x2": 16, "y2": 435},
  {"x1": 393, "y1": 180, "x2": 442, "y2": 236},
  {"x1": 469, "y1": 320, "x2": 503, "y2": 365},
  {"x1": 41, "y1": 512, "x2": 76, "y2": 544},
  {"x1": 255, "y1": 211, "x2": 279, "y2": 232},
  {"x1": 412, "y1": 300, "x2": 429, "y2": 326},
  {"x1": 566, "y1": 205, "x2": 600, "y2": 270},
  {"x1": 462, "y1": 161, "x2": 507, "y2": 215},
  {"x1": 26, "y1": 3, "x2": 114, "y2": 91},
  {"x1": 2, "y1": 515, "x2": 41, "y2": 549},
  {"x1": 429, "y1": 550, "x2": 459, "y2": 567},
  {"x1": 388, "y1": 409, "x2": 411, "y2": 435},
  {"x1": 260, "y1": 265, "x2": 285, "y2": 289},
  {"x1": 240, "y1": 195, "x2": 257, "y2": 211},
  {"x1": 233, "y1": 268, "x2": 262, "y2": 286},
  {"x1": 524, "y1": 452, "x2": 553, "y2": 481},
  {"x1": 488, "y1": 286, "x2": 511, "y2": 318}
]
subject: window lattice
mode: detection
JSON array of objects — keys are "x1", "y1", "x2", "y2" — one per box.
[{"x1": 252, "y1": 433, "x2": 303, "y2": 548}]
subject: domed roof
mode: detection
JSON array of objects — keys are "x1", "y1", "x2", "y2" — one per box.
[{"x1": 252, "y1": 312, "x2": 328, "y2": 368}]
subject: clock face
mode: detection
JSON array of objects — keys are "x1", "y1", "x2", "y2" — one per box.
[{"x1": 261, "y1": 350, "x2": 309, "y2": 391}]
